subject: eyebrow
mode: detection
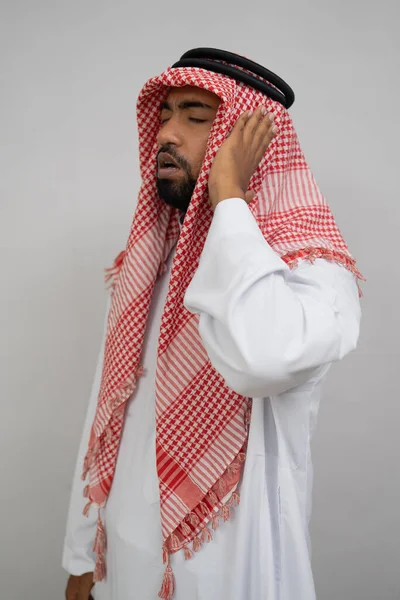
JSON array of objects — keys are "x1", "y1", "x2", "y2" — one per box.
[{"x1": 160, "y1": 100, "x2": 215, "y2": 111}]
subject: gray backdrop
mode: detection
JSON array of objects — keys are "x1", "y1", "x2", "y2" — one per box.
[{"x1": 1, "y1": 1, "x2": 399, "y2": 598}]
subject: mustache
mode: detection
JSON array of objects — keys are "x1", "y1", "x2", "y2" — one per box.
[{"x1": 156, "y1": 145, "x2": 190, "y2": 172}]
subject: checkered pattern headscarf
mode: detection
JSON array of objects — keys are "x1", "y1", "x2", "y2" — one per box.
[{"x1": 81, "y1": 65, "x2": 362, "y2": 598}]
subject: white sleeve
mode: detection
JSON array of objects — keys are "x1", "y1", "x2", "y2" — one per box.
[
  {"x1": 184, "y1": 198, "x2": 361, "y2": 398},
  {"x1": 62, "y1": 298, "x2": 110, "y2": 576}
]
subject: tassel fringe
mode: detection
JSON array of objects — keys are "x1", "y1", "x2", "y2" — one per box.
[
  {"x1": 231, "y1": 491, "x2": 240, "y2": 506},
  {"x1": 282, "y1": 246, "x2": 365, "y2": 296},
  {"x1": 158, "y1": 565, "x2": 175, "y2": 600},
  {"x1": 187, "y1": 512, "x2": 200, "y2": 526},
  {"x1": 170, "y1": 533, "x2": 180, "y2": 550},
  {"x1": 208, "y1": 490, "x2": 218, "y2": 505},
  {"x1": 193, "y1": 536, "x2": 202, "y2": 552},
  {"x1": 200, "y1": 501, "x2": 209, "y2": 515},
  {"x1": 159, "y1": 550, "x2": 175, "y2": 600},
  {"x1": 201, "y1": 526, "x2": 213, "y2": 543},
  {"x1": 93, "y1": 551, "x2": 106, "y2": 582},
  {"x1": 159, "y1": 458, "x2": 244, "y2": 598},
  {"x1": 93, "y1": 512, "x2": 106, "y2": 555},
  {"x1": 92, "y1": 511, "x2": 107, "y2": 582},
  {"x1": 180, "y1": 521, "x2": 192, "y2": 536},
  {"x1": 221, "y1": 504, "x2": 230, "y2": 522},
  {"x1": 217, "y1": 477, "x2": 227, "y2": 496}
]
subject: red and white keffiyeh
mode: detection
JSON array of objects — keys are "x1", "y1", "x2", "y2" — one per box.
[{"x1": 81, "y1": 65, "x2": 362, "y2": 599}]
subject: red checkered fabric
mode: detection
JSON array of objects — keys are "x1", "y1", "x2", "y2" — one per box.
[{"x1": 81, "y1": 66, "x2": 362, "y2": 594}]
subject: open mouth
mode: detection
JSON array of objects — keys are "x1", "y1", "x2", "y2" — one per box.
[{"x1": 157, "y1": 152, "x2": 182, "y2": 178}]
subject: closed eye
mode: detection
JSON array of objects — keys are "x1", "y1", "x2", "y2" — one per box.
[{"x1": 160, "y1": 117, "x2": 208, "y2": 125}]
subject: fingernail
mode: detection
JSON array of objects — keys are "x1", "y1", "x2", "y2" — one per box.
[
  {"x1": 261, "y1": 106, "x2": 267, "y2": 115},
  {"x1": 248, "y1": 109, "x2": 254, "y2": 116},
  {"x1": 272, "y1": 125, "x2": 278, "y2": 134},
  {"x1": 269, "y1": 113, "x2": 274, "y2": 122}
]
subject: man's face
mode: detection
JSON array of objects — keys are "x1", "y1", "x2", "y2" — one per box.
[{"x1": 156, "y1": 86, "x2": 220, "y2": 213}]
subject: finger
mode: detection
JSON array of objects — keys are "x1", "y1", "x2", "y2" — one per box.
[
  {"x1": 253, "y1": 113, "x2": 277, "y2": 154},
  {"x1": 243, "y1": 105, "x2": 266, "y2": 137},
  {"x1": 252, "y1": 110, "x2": 274, "y2": 141},
  {"x1": 229, "y1": 110, "x2": 252, "y2": 137},
  {"x1": 244, "y1": 121, "x2": 276, "y2": 174},
  {"x1": 263, "y1": 116, "x2": 278, "y2": 146}
]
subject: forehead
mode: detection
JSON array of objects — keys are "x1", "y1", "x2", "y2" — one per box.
[{"x1": 164, "y1": 85, "x2": 220, "y2": 108}]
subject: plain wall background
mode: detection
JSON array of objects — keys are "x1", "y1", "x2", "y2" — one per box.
[{"x1": 1, "y1": 1, "x2": 399, "y2": 598}]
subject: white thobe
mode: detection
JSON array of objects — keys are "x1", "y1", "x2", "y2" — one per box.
[{"x1": 63, "y1": 198, "x2": 361, "y2": 600}]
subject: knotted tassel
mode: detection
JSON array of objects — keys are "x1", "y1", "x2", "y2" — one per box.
[
  {"x1": 231, "y1": 491, "x2": 240, "y2": 506},
  {"x1": 208, "y1": 490, "x2": 218, "y2": 505},
  {"x1": 183, "y1": 545, "x2": 193, "y2": 560},
  {"x1": 192, "y1": 536, "x2": 202, "y2": 552},
  {"x1": 199, "y1": 501, "x2": 209, "y2": 516},
  {"x1": 227, "y1": 461, "x2": 241, "y2": 476},
  {"x1": 180, "y1": 521, "x2": 192, "y2": 536},
  {"x1": 187, "y1": 512, "x2": 200, "y2": 526},
  {"x1": 221, "y1": 504, "x2": 230, "y2": 522},
  {"x1": 92, "y1": 510, "x2": 107, "y2": 582},
  {"x1": 217, "y1": 477, "x2": 227, "y2": 497},
  {"x1": 158, "y1": 565, "x2": 175, "y2": 600},
  {"x1": 170, "y1": 532, "x2": 180, "y2": 550},
  {"x1": 93, "y1": 551, "x2": 106, "y2": 582},
  {"x1": 159, "y1": 549, "x2": 175, "y2": 600},
  {"x1": 244, "y1": 403, "x2": 252, "y2": 429},
  {"x1": 212, "y1": 514, "x2": 220, "y2": 530},
  {"x1": 201, "y1": 526, "x2": 213, "y2": 543},
  {"x1": 237, "y1": 452, "x2": 246, "y2": 463},
  {"x1": 93, "y1": 512, "x2": 106, "y2": 555}
]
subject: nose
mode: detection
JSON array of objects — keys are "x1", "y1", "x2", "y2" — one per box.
[{"x1": 157, "y1": 115, "x2": 184, "y2": 148}]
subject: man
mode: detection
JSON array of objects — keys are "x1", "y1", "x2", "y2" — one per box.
[{"x1": 63, "y1": 49, "x2": 362, "y2": 600}]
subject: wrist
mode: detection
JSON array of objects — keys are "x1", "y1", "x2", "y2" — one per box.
[{"x1": 209, "y1": 185, "x2": 245, "y2": 211}]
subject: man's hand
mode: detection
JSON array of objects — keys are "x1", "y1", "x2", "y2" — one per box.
[
  {"x1": 208, "y1": 105, "x2": 277, "y2": 211},
  {"x1": 65, "y1": 573, "x2": 95, "y2": 600}
]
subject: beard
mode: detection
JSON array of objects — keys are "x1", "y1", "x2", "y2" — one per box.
[
  {"x1": 156, "y1": 145, "x2": 196, "y2": 214},
  {"x1": 156, "y1": 173, "x2": 196, "y2": 214}
]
